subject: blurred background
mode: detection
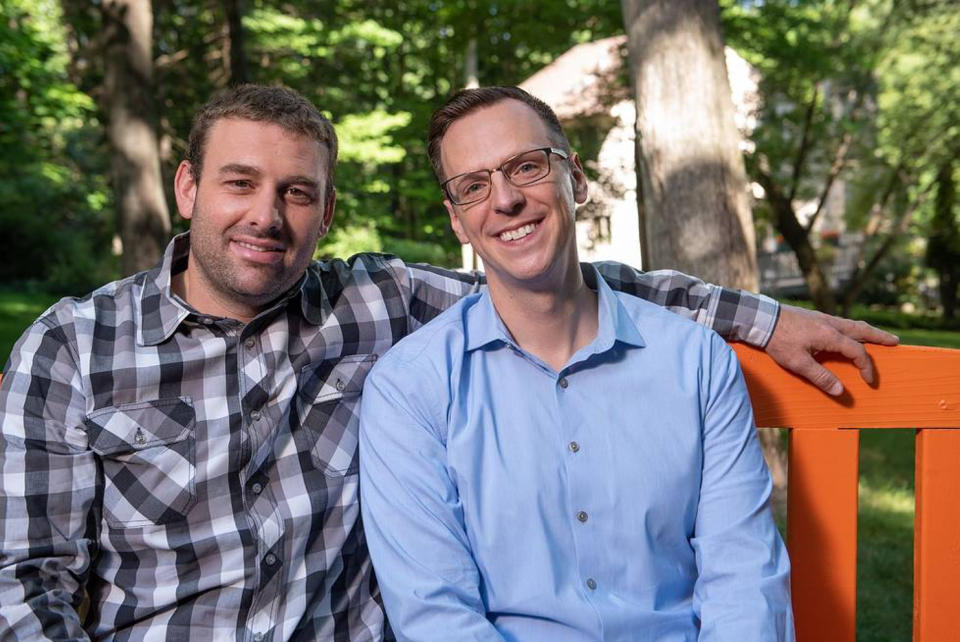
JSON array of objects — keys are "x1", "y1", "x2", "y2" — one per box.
[{"x1": 2, "y1": 1, "x2": 959, "y2": 639}]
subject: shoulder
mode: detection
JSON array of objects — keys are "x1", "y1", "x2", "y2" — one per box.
[
  {"x1": 32, "y1": 271, "x2": 149, "y2": 337},
  {"x1": 613, "y1": 291, "x2": 738, "y2": 381},
  {"x1": 309, "y1": 252, "x2": 405, "y2": 281},
  {"x1": 616, "y1": 291, "x2": 719, "y2": 345},
  {"x1": 3, "y1": 271, "x2": 149, "y2": 385},
  {"x1": 371, "y1": 294, "x2": 478, "y2": 373}
]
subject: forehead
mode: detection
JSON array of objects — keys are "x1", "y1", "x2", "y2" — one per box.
[
  {"x1": 440, "y1": 99, "x2": 554, "y2": 176},
  {"x1": 204, "y1": 117, "x2": 328, "y2": 178}
]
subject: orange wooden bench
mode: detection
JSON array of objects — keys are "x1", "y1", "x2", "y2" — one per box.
[{"x1": 732, "y1": 343, "x2": 960, "y2": 642}]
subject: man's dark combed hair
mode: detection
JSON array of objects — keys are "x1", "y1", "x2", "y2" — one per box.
[
  {"x1": 186, "y1": 84, "x2": 338, "y2": 192},
  {"x1": 427, "y1": 86, "x2": 570, "y2": 183}
]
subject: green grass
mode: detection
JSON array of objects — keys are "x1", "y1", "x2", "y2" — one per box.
[
  {"x1": 890, "y1": 327, "x2": 960, "y2": 349},
  {"x1": 857, "y1": 430, "x2": 916, "y2": 642},
  {"x1": 0, "y1": 291, "x2": 60, "y2": 366}
]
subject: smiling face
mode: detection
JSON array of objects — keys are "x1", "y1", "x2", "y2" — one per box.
[
  {"x1": 173, "y1": 117, "x2": 335, "y2": 322},
  {"x1": 440, "y1": 99, "x2": 588, "y2": 294}
]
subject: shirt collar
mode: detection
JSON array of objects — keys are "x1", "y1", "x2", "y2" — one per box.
[
  {"x1": 137, "y1": 232, "x2": 324, "y2": 346},
  {"x1": 137, "y1": 233, "x2": 193, "y2": 346},
  {"x1": 463, "y1": 263, "x2": 646, "y2": 355}
]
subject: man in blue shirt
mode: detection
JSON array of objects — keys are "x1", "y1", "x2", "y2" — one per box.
[{"x1": 359, "y1": 87, "x2": 795, "y2": 640}]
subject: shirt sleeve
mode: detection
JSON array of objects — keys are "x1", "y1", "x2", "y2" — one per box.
[
  {"x1": 397, "y1": 262, "x2": 484, "y2": 332},
  {"x1": 691, "y1": 333, "x2": 795, "y2": 641},
  {"x1": 590, "y1": 262, "x2": 780, "y2": 347},
  {"x1": 359, "y1": 357, "x2": 505, "y2": 642},
  {"x1": 0, "y1": 316, "x2": 97, "y2": 640}
]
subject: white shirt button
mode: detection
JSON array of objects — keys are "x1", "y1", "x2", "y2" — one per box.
[{"x1": 586, "y1": 578, "x2": 597, "y2": 590}]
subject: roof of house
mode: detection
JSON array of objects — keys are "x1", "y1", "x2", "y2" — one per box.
[{"x1": 519, "y1": 35, "x2": 629, "y2": 121}]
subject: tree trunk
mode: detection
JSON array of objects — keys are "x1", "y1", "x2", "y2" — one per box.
[
  {"x1": 102, "y1": 0, "x2": 170, "y2": 275},
  {"x1": 223, "y1": 0, "x2": 248, "y2": 84},
  {"x1": 756, "y1": 167, "x2": 837, "y2": 314},
  {"x1": 927, "y1": 160, "x2": 960, "y2": 321},
  {"x1": 621, "y1": 0, "x2": 785, "y2": 506},
  {"x1": 621, "y1": 0, "x2": 757, "y2": 291}
]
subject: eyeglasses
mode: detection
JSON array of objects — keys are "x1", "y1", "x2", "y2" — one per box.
[{"x1": 441, "y1": 147, "x2": 569, "y2": 206}]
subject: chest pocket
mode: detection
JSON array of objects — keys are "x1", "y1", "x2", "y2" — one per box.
[
  {"x1": 296, "y1": 354, "x2": 377, "y2": 476},
  {"x1": 85, "y1": 398, "x2": 196, "y2": 528}
]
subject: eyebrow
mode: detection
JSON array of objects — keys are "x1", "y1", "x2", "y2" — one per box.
[{"x1": 218, "y1": 164, "x2": 321, "y2": 190}]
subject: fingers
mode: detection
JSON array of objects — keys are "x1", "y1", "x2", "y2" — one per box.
[
  {"x1": 827, "y1": 316, "x2": 899, "y2": 346},
  {"x1": 825, "y1": 330, "x2": 876, "y2": 385},
  {"x1": 792, "y1": 353, "x2": 844, "y2": 396}
]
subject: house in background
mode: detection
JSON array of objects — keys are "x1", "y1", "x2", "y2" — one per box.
[{"x1": 462, "y1": 35, "x2": 857, "y2": 296}]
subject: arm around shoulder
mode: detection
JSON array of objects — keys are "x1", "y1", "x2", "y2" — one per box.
[{"x1": 591, "y1": 262, "x2": 779, "y2": 346}]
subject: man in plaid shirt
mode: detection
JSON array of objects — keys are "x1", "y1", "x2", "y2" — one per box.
[{"x1": 0, "y1": 85, "x2": 894, "y2": 640}]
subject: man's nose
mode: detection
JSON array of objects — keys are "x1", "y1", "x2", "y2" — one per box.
[
  {"x1": 247, "y1": 189, "x2": 283, "y2": 229},
  {"x1": 489, "y1": 172, "x2": 524, "y2": 216}
]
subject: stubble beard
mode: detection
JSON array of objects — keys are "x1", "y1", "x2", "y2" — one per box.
[{"x1": 187, "y1": 206, "x2": 297, "y2": 313}]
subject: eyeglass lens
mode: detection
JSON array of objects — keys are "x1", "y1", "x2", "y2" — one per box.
[{"x1": 448, "y1": 149, "x2": 553, "y2": 205}]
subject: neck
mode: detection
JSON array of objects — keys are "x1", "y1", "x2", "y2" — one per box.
[
  {"x1": 171, "y1": 262, "x2": 259, "y2": 324},
  {"x1": 488, "y1": 267, "x2": 598, "y2": 372}
]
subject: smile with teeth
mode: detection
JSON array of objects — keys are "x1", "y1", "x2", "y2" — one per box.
[
  {"x1": 234, "y1": 240, "x2": 281, "y2": 252},
  {"x1": 498, "y1": 223, "x2": 538, "y2": 242}
]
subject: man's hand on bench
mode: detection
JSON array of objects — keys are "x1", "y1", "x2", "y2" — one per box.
[{"x1": 765, "y1": 304, "x2": 900, "y2": 396}]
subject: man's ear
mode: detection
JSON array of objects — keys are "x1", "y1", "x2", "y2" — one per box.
[
  {"x1": 568, "y1": 153, "x2": 589, "y2": 205},
  {"x1": 174, "y1": 161, "x2": 198, "y2": 220},
  {"x1": 318, "y1": 188, "x2": 337, "y2": 238},
  {"x1": 444, "y1": 199, "x2": 470, "y2": 245}
]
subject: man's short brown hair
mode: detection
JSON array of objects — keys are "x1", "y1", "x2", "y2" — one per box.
[
  {"x1": 427, "y1": 86, "x2": 570, "y2": 183},
  {"x1": 187, "y1": 84, "x2": 338, "y2": 193}
]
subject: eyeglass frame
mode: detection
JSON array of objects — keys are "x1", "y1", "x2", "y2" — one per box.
[{"x1": 440, "y1": 146, "x2": 570, "y2": 206}]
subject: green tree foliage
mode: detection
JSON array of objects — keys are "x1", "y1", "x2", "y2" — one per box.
[
  {"x1": 722, "y1": 0, "x2": 960, "y2": 315},
  {"x1": 7, "y1": 0, "x2": 629, "y2": 284},
  {"x1": 0, "y1": 0, "x2": 114, "y2": 292},
  {"x1": 153, "y1": 0, "x2": 627, "y2": 265}
]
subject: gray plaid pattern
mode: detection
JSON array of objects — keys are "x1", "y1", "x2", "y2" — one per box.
[{"x1": 0, "y1": 233, "x2": 777, "y2": 641}]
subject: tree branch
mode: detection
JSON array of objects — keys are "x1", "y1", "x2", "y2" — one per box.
[
  {"x1": 789, "y1": 84, "x2": 820, "y2": 202},
  {"x1": 804, "y1": 128, "x2": 853, "y2": 234}
]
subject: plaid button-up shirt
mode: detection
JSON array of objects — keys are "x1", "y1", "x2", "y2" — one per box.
[{"x1": 0, "y1": 233, "x2": 777, "y2": 641}]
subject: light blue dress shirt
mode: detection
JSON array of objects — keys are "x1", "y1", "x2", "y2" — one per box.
[{"x1": 359, "y1": 270, "x2": 794, "y2": 641}]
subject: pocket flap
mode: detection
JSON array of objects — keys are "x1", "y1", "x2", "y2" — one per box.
[
  {"x1": 86, "y1": 398, "x2": 195, "y2": 455},
  {"x1": 299, "y1": 354, "x2": 378, "y2": 403}
]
